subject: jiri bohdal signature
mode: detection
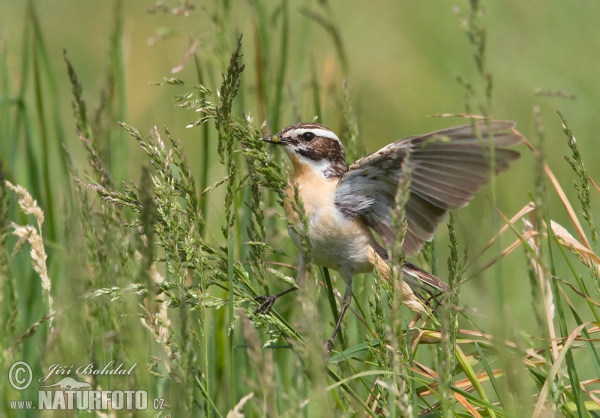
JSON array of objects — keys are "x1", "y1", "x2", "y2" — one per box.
[{"x1": 39, "y1": 361, "x2": 137, "y2": 383}]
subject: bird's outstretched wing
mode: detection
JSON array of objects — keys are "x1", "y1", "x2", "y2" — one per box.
[{"x1": 334, "y1": 121, "x2": 523, "y2": 256}]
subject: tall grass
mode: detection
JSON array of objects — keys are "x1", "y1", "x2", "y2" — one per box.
[{"x1": 1, "y1": 1, "x2": 599, "y2": 417}]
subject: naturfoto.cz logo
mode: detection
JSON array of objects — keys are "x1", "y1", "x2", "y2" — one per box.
[{"x1": 8, "y1": 361, "x2": 166, "y2": 412}]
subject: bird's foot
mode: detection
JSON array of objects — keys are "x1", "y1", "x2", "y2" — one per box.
[
  {"x1": 254, "y1": 295, "x2": 278, "y2": 315},
  {"x1": 325, "y1": 339, "x2": 335, "y2": 353}
]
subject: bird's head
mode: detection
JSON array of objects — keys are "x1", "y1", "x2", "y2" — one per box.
[{"x1": 262, "y1": 123, "x2": 347, "y2": 179}]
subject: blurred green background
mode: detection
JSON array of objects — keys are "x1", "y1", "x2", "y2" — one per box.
[{"x1": 1, "y1": 0, "x2": 600, "y2": 414}]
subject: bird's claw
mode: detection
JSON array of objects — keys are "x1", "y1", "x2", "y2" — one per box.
[
  {"x1": 254, "y1": 295, "x2": 278, "y2": 315},
  {"x1": 325, "y1": 339, "x2": 334, "y2": 353}
]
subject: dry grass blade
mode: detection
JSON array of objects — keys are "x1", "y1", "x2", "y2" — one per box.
[
  {"x1": 555, "y1": 277, "x2": 600, "y2": 308},
  {"x1": 589, "y1": 174, "x2": 600, "y2": 193},
  {"x1": 429, "y1": 113, "x2": 489, "y2": 120},
  {"x1": 419, "y1": 369, "x2": 505, "y2": 396},
  {"x1": 576, "y1": 379, "x2": 600, "y2": 407},
  {"x1": 5, "y1": 180, "x2": 45, "y2": 227},
  {"x1": 464, "y1": 203, "x2": 548, "y2": 287},
  {"x1": 532, "y1": 322, "x2": 590, "y2": 418},
  {"x1": 522, "y1": 207, "x2": 559, "y2": 361},
  {"x1": 365, "y1": 376, "x2": 383, "y2": 413},
  {"x1": 546, "y1": 163, "x2": 592, "y2": 249},
  {"x1": 523, "y1": 137, "x2": 592, "y2": 250},
  {"x1": 455, "y1": 392, "x2": 483, "y2": 417},
  {"x1": 551, "y1": 220, "x2": 600, "y2": 270},
  {"x1": 6, "y1": 181, "x2": 53, "y2": 329},
  {"x1": 465, "y1": 233, "x2": 532, "y2": 281},
  {"x1": 467, "y1": 202, "x2": 535, "y2": 271},
  {"x1": 226, "y1": 392, "x2": 254, "y2": 418}
]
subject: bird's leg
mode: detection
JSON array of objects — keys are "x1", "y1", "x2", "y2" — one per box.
[
  {"x1": 325, "y1": 274, "x2": 353, "y2": 352},
  {"x1": 255, "y1": 254, "x2": 306, "y2": 315}
]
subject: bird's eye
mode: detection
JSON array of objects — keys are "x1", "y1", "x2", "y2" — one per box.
[{"x1": 301, "y1": 132, "x2": 316, "y2": 141}]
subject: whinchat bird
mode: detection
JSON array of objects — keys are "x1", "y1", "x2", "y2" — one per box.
[{"x1": 257, "y1": 121, "x2": 523, "y2": 350}]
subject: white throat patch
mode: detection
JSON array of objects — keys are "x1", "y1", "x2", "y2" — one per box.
[{"x1": 284, "y1": 148, "x2": 333, "y2": 179}]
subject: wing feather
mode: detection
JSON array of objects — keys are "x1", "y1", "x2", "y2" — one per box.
[{"x1": 334, "y1": 120, "x2": 523, "y2": 256}]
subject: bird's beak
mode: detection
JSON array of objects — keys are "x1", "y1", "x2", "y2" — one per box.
[{"x1": 261, "y1": 134, "x2": 282, "y2": 144}]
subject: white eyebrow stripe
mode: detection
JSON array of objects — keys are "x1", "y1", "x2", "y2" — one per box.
[{"x1": 284, "y1": 128, "x2": 340, "y2": 141}]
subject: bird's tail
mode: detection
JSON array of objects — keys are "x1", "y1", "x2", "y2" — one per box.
[
  {"x1": 402, "y1": 262, "x2": 450, "y2": 293},
  {"x1": 368, "y1": 248, "x2": 448, "y2": 316}
]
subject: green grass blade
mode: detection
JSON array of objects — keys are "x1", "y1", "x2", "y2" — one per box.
[
  {"x1": 270, "y1": 0, "x2": 289, "y2": 131},
  {"x1": 474, "y1": 341, "x2": 505, "y2": 409},
  {"x1": 456, "y1": 346, "x2": 496, "y2": 418},
  {"x1": 545, "y1": 209, "x2": 586, "y2": 417},
  {"x1": 193, "y1": 54, "x2": 211, "y2": 238}
]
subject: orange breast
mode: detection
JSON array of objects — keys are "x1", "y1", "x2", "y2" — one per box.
[{"x1": 283, "y1": 157, "x2": 375, "y2": 273}]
